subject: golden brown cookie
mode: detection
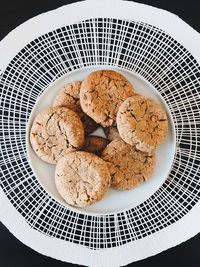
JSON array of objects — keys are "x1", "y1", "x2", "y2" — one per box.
[
  {"x1": 53, "y1": 81, "x2": 98, "y2": 135},
  {"x1": 82, "y1": 136, "x2": 109, "y2": 156},
  {"x1": 101, "y1": 138, "x2": 155, "y2": 190},
  {"x1": 55, "y1": 151, "x2": 111, "y2": 207},
  {"x1": 80, "y1": 70, "x2": 135, "y2": 127},
  {"x1": 117, "y1": 95, "x2": 168, "y2": 152},
  {"x1": 104, "y1": 127, "x2": 120, "y2": 141},
  {"x1": 30, "y1": 107, "x2": 84, "y2": 164}
]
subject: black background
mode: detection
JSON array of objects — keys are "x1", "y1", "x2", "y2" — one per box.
[{"x1": 0, "y1": 1, "x2": 199, "y2": 266}]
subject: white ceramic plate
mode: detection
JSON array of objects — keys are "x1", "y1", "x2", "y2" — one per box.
[{"x1": 26, "y1": 65, "x2": 176, "y2": 215}]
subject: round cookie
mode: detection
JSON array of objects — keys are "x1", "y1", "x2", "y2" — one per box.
[
  {"x1": 53, "y1": 81, "x2": 98, "y2": 135},
  {"x1": 30, "y1": 107, "x2": 84, "y2": 164},
  {"x1": 117, "y1": 95, "x2": 168, "y2": 152},
  {"x1": 104, "y1": 127, "x2": 120, "y2": 141},
  {"x1": 80, "y1": 70, "x2": 135, "y2": 127},
  {"x1": 82, "y1": 136, "x2": 109, "y2": 156},
  {"x1": 101, "y1": 138, "x2": 155, "y2": 190},
  {"x1": 55, "y1": 151, "x2": 111, "y2": 207}
]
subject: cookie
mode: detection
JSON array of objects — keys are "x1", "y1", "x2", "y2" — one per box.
[
  {"x1": 55, "y1": 151, "x2": 111, "y2": 207},
  {"x1": 104, "y1": 127, "x2": 120, "y2": 141},
  {"x1": 101, "y1": 138, "x2": 155, "y2": 190},
  {"x1": 30, "y1": 107, "x2": 84, "y2": 164},
  {"x1": 53, "y1": 81, "x2": 98, "y2": 135},
  {"x1": 80, "y1": 70, "x2": 135, "y2": 127},
  {"x1": 117, "y1": 95, "x2": 168, "y2": 152},
  {"x1": 82, "y1": 136, "x2": 109, "y2": 156}
]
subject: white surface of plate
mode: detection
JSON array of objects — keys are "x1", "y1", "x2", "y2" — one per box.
[{"x1": 26, "y1": 66, "x2": 176, "y2": 215}]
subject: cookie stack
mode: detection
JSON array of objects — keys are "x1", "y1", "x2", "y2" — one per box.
[{"x1": 30, "y1": 70, "x2": 168, "y2": 207}]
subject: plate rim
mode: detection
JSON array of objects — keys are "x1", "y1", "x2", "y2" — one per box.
[{"x1": 26, "y1": 64, "x2": 177, "y2": 216}]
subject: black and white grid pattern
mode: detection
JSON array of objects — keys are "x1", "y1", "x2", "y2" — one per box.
[{"x1": 0, "y1": 18, "x2": 200, "y2": 249}]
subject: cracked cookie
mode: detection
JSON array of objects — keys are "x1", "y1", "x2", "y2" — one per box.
[
  {"x1": 80, "y1": 70, "x2": 135, "y2": 127},
  {"x1": 117, "y1": 95, "x2": 168, "y2": 152},
  {"x1": 104, "y1": 126, "x2": 120, "y2": 141},
  {"x1": 101, "y1": 138, "x2": 155, "y2": 190},
  {"x1": 30, "y1": 107, "x2": 84, "y2": 164},
  {"x1": 82, "y1": 136, "x2": 109, "y2": 156},
  {"x1": 53, "y1": 81, "x2": 98, "y2": 135},
  {"x1": 55, "y1": 151, "x2": 111, "y2": 207}
]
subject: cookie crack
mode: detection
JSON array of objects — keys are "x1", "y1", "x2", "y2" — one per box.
[
  {"x1": 58, "y1": 148, "x2": 63, "y2": 156},
  {"x1": 64, "y1": 91, "x2": 79, "y2": 104},
  {"x1": 107, "y1": 77, "x2": 112, "y2": 88},
  {"x1": 103, "y1": 111, "x2": 112, "y2": 122},
  {"x1": 68, "y1": 164, "x2": 96, "y2": 188},
  {"x1": 130, "y1": 111, "x2": 139, "y2": 122},
  {"x1": 102, "y1": 73, "x2": 126, "y2": 83},
  {"x1": 46, "y1": 113, "x2": 55, "y2": 129},
  {"x1": 57, "y1": 120, "x2": 64, "y2": 135},
  {"x1": 75, "y1": 190, "x2": 80, "y2": 205},
  {"x1": 144, "y1": 155, "x2": 152, "y2": 164},
  {"x1": 32, "y1": 132, "x2": 49, "y2": 142},
  {"x1": 57, "y1": 120, "x2": 69, "y2": 146},
  {"x1": 152, "y1": 125, "x2": 159, "y2": 133}
]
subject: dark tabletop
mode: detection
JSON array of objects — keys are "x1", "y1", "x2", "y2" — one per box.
[{"x1": 0, "y1": 0, "x2": 200, "y2": 266}]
